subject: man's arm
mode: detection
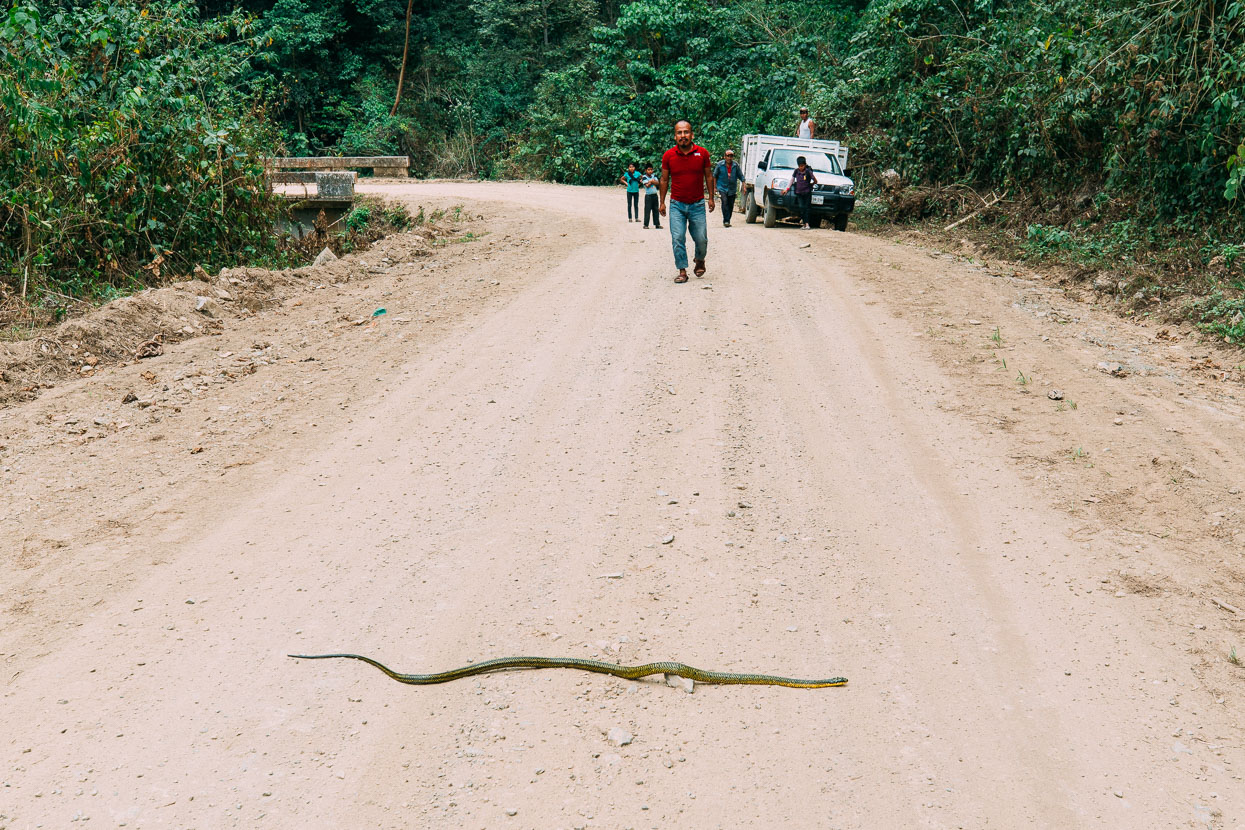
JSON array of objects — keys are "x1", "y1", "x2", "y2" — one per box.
[
  {"x1": 659, "y1": 167, "x2": 669, "y2": 216},
  {"x1": 703, "y1": 160, "x2": 715, "y2": 212},
  {"x1": 809, "y1": 120, "x2": 816, "y2": 139},
  {"x1": 783, "y1": 170, "x2": 798, "y2": 195}
]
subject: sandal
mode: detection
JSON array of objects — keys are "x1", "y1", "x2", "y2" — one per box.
[
  {"x1": 693, "y1": 259, "x2": 706, "y2": 277},
  {"x1": 674, "y1": 272, "x2": 689, "y2": 283}
]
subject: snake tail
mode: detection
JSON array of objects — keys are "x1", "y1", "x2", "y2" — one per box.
[{"x1": 289, "y1": 653, "x2": 847, "y2": 688}]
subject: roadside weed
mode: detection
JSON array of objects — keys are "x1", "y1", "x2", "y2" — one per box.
[
  {"x1": 1016, "y1": 371, "x2": 1029, "y2": 385},
  {"x1": 1230, "y1": 647, "x2": 1241, "y2": 667},
  {"x1": 991, "y1": 326, "x2": 1002, "y2": 345},
  {"x1": 345, "y1": 205, "x2": 372, "y2": 232}
]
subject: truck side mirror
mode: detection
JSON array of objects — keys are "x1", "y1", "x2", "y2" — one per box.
[{"x1": 758, "y1": 160, "x2": 767, "y2": 171}]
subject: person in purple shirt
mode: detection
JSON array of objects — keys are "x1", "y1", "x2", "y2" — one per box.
[{"x1": 782, "y1": 156, "x2": 818, "y2": 229}]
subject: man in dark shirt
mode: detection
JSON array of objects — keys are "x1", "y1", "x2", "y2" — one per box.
[
  {"x1": 782, "y1": 155, "x2": 818, "y2": 229},
  {"x1": 712, "y1": 149, "x2": 744, "y2": 228},
  {"x1": 659, "y1": 120, "x2": 715, "y2": 284}
]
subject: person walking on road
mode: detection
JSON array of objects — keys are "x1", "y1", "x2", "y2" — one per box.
[
  {"x1": 713, "y1": 149, "x2": 744, "y2": 228},
  {"x1": 782, "y1": 155, "x2": 818, "y2": 229},
  {"x1": 619, "y1": 163, "x2": 643, "y2": 222},
  {"x1": 641, "y1": 164, "x2": 662, "y2": 229},
  {"x1": 659, "y1": 120, "x2": 714, "y2": 284},
  {"x1": 796, "y1": 107, "x2": 816, "y2": 139}
]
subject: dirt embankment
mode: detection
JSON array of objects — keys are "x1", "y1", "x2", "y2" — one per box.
[
  {"x1": 0, "y1": 221, "x2": 457, "y2": 406},
  {"x1": 869, "y1": 172, "x2": 1245, "y2": 335}
]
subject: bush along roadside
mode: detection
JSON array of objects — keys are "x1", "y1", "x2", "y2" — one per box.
[{"x1": 0, "y1": 0, "x2": 280, "y2": 310}]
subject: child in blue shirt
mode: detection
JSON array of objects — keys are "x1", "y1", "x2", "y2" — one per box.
[
  {"x1": 641, "y1": 164, "x2": 662, "y2": 229},
  {"x1": 618, "y1": 163, "x2": 643, "y2": 222}
]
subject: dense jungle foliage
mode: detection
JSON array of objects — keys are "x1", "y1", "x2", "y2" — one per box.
[
  {"x1": 1, "y1": 1, "x2": 278, "y2": 301},
  {"x1": 2, "y1": 0, "x2": 1243, "y2": 305}
]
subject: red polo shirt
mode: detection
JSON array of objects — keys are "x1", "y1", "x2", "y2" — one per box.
[{"x1": 661, "y1": 144, "x2": 711, "y2": 204}]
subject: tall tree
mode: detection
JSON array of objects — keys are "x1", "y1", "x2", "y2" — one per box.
[{"x1": 390, "y1": 0, "x2": 414, "y2": 116}]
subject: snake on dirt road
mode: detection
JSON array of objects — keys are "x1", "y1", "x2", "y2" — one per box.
[{"x1": 289, "y1": 653, "x2": 848, "y2": 688}]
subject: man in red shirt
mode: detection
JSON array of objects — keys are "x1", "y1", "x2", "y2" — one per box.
[{"x1": 659, "y1": 120, "x2": 715, "y2": 284}]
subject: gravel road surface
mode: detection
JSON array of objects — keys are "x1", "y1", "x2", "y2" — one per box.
[{"x1": 2, "y1": 182, "x2": 1242, "y2": 828}]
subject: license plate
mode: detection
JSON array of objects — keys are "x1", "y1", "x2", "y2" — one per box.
[{"x1": 811, "y1": 195, "x2": 824, "y2": 205}]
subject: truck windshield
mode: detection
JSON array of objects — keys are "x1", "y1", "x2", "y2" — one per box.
[{"x1": 769, "y1": 150, "x2": 842, "y2": 175}]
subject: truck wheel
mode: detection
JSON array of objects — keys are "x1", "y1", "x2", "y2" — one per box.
[
  {"x1": 744, "y1": 192, "x2": 759, "y2": 224},
  {"x1": 834, "y1": 213, "x2": 849, "y2": 232},
  {"x1": 763, "y1": 192, "x2": 777, "y2": 228}
]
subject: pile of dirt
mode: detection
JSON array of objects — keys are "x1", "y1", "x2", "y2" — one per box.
[
  {"x1": 877, "y1": 169, "x2": 994, "y2": 221},
  {"x1": 0, "y1": 223, "x2": 452, "y2": 405}
]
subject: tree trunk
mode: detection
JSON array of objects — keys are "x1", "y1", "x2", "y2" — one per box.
[
  {"x1": 20, "y1": 211, "x2": 32, "y2": 299},
  {"x1": 390, "y1": 0, "x2": 415, "y2": 117}
]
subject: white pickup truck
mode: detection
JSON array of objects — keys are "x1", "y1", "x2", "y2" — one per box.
[{"x1": 739, "y1": 134, "x2": 856, "y2": 231}]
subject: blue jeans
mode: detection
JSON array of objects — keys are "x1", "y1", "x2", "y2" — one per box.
[{"x1": 668, "y1": 199, "x2": 707, "y2": 270}]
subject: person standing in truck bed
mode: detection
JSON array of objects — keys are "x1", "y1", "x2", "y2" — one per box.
[{"x1": 796, "y1": 107, "x2": 816, "y2": 139}]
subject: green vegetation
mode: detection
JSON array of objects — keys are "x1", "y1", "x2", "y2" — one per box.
[
  {"x1": 345, "y1": 205, "x2": 373, "y2": 233},
  {"x1": 1195, "y1": 292, "x2": 1245, "y2": 344},
  {"x1": 334, "y1": 196, "x2": 415, "y2": 253},
  {"x1": 1, "y1": 0, "x2": 278, "y2": 303},
  {"x1": 203, "y1": 0, "x2": 1245, "y2": 226},
  {"x1": 828, "y1": 0, "x2": 1244, "y2": 217}
]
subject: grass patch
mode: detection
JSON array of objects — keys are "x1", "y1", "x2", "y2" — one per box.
[{"x1": 1193, "y1": 292, "x2": 1245, "y2": 344}]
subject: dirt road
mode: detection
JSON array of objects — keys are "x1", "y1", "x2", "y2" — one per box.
[{"x1": 3, "y1": 182, "x2": 1243, "y2": 829}]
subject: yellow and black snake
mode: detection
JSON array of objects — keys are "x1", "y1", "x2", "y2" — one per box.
[{"x1": 289, "y1": 653, "x2": 847, "y2": 688}]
